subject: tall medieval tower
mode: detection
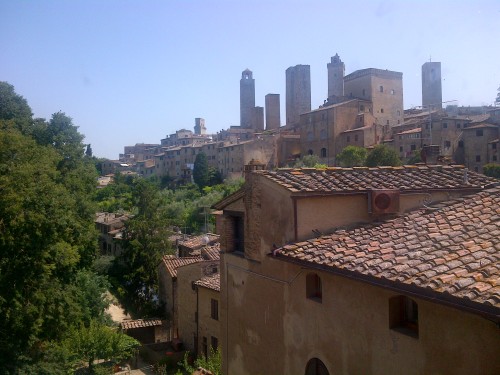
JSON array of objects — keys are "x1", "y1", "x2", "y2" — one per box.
[
  {"x1": 422, "y1": 61, "x2": 442, "y2": 110},
  {"x1": 327, "y1": 53, "x2": 345, "y2": 99},
  {"x1": 286, "y1": 64, "x2": 311, "y2": 126},
  {"x1": 240, "y1": 69, "x2": 256, "y2": 128}
]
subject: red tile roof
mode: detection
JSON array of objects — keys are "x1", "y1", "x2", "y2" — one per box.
[
  {"x1": 258, "y1": 165, "x2": 495, "y2": 194},
  {"x1": 121, "y1": 319, "x2": 162, "y2": 330},
  {"x1": 178, "y1": 233, "x2": 219, "y2": 250},
  {"x1": 274, "y1": 187, "x2": 500, "y2": 316},
  {"x1": 161, "y1": 255, "x2": 204, "y2": 278},
  {"x1": 195, "y1": 273, "x2": 220, "y2": 292}
]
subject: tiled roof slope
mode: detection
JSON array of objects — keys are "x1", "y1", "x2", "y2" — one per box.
[
  {"x1": 179, "y1": 233, "x2": 219, "y2": 250},
  {"x1": 195, "y1": 273, "x2": 220, "y2": 292},
  {"x1": 161, "y1": 255, "x2": 204, "y2": 278},
  {"x1": 188, "y1": 243, "x2": 221, "y2": 260},
  {"x1": 121, "y1": 319, "x2": 162, "y2": 330},
  {"x1": 258, "y1": 165, "x2": 495, "y2": 193},
  {"x1": 275, "y1": 187, "x2": 500, "y2": 315}
]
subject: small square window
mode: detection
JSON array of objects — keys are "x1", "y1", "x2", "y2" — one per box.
[
  {"x1": 476, "y1": 130, "x2": 484, "y2": 137},
  {"x1": 442, "y1": 123, "x2": 448, "y2": 128},
  {"x1": 389, "y1": 296, "x2": 418, "y2": 338}
]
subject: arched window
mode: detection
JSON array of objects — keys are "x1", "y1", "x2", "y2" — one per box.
[
  {"x1": 305, "y1": 358, "x2": 329, "y2": 375},
  {"x1": 320, "y1": 148, "x2": 327, "y2": 158},
  {"x1": 308, "y1": 149, "x2": 313, "y2": 156},
  {"x1": 306, "y1": 273, "x2": 322, "y2": 302}
]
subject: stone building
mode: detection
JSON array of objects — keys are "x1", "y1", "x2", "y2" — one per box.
[
  {"x1": 95, "y1": 212, "x2": 131, "y2": 255},
  {"x1": 286, "y1": 64, "x2": 311, "y2": 126},
  {"x1": 327, "y1": 53, "x2": 345, "y2": 99},
  {"x1": 194, "y1": 118, "x2": 207, "y2": 135},
  {"x1": 265, "y1": 93, "x2": 280, "y2": 130},
  {"x1": 462, "y1": 123, "x2": 499, "y2": 173},
  {"x1": 422, "y1": 61, "x2": 442, "y2": 110},
  {"x1": 344, "y1": 68, "x2": 404, "y2": 127},
  {"x1": 298, "y1": 99, "x2": 377, "y2": 164},
  {"x1": 213, "y1": 166, "x2": 498, "y2": 375},
  {"x1": 240, "y1": 69, "x2": 255, "y2": 129}
]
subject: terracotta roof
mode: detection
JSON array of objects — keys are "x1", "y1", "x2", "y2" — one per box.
[
  {"x1": 195, "y1": 273, "x2": 220, "y2": 292},
  {"x1": 275, "y1": 187, "x2": 500, "y2": 317},
  {"x1": 257, "y1": 165, "x2": 495, "y2": 194},
  {"x1": 201, "y1": 243, "x2": 221, "y2": 260},
  {"x1": 161, "y1": 255, "x2": 204, "y2": 278},
  {"x1": 463, "y1": 123, "x2": 498, "y2": 130},
  {"x1": 342, "y1": 125, "x2": 372, "y2": 133},
  {"x1": 178, "y1": 233, "x2": 219, "y2": 250},
  {"x1": 121, "y1": 319, "x2": 162, "y2": 330}
]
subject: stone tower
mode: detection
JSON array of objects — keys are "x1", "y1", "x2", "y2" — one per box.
[
  {"x1": 327, "y1": 53, "x2": 345, "y2": 99},
  {"x1": 265, "y1": 94, "x2": 280, "y2": 130},
  {"x1": 286, "y1": 65, "x2": 311, "y2": 126},
  {"x1": 194, "y1": 118, "x2": 206, "y2": 135},
  {"x1": 240, "y1": 69, "x2": 256, "y2": 128},
  {"x1": 422, "y1": 61, "x2": 442, "y2": 110},
  {"x1": 251, "y1": 106, "x2": 264, "y2": 131}
]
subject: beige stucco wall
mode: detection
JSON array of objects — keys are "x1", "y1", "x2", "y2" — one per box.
[
  {"x1": 177, "y1": 261, "x2": 219, "y2": 352},
  {"x1": 222, "y1": 256, "x2": 500, "y2": 375},
  {"x1": 158, "y1": 265, "x2": 175, "y2": 321},
  {"x1": 197, "y1": 286, "x2": 221, "y2": 355}
]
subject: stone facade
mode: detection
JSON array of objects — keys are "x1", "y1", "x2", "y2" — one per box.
[
  {"x1": 265, "y1": 94, "x2": 280, "y2": 130},
  {"x1": 286, "y1": 64, "x2": 311, "y2": 126},
  {"x1": 327, "y1": 53, "x2": 345, "y2": 99},
  {"x1": 422, "y1": 61, "x2": 442, "y2": 110},
  {"x1": 240, "y1": 69, "x2": 255, "y2": 129}
]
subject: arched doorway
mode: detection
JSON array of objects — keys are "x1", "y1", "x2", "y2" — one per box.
[{"x1": 305, "y1": 358, "x2": 329, "y2": 375}]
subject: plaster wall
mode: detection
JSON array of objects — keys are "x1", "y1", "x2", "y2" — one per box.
[
  {"x1": 223, "y1": 258, "x2": 500, "y2": 375},
  {"x1": 197, "y1": 287, "x2": 221, "y2": 355}
]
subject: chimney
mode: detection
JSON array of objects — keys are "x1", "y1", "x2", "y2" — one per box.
[{"x1": 244, "y1": 159, "x2": 265, "y2": 182}]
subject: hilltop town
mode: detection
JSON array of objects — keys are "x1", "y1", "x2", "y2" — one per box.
[{"x1": 100, "y1": 54, "x2": 500, "y2": 183}]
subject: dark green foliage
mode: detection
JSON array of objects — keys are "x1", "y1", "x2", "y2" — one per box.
[
  {"x1": 193, "y1": 152, "x2": 210, "y2": 189},
  {"x1": 483, "y1": 163, "x2": 500, "y2": 179},
  {"x1": 365, "y1": 144, "x2": 402, "y2": 167},
  {"x1": 180, "y1": 347, "x2": 221, "y2": 375},
  {"x1": 113, "y1": 179, "x2": 174, "y2": 315},
  {"x1": 0, "y1": 81, "x2": 33, "y2": 134},
  {"x1": 0, "y1": 83, "x2": 104, "y2": 371},
  {"x1": 336, "y1": 146, "x2": 367, "y2": 167},
  {"x1": 407, "y1": 149, "x2": 423, "y2": 165}
]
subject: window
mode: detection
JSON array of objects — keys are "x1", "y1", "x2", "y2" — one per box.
[
  {"x1": 458, "y1": 140, "x2": 464, "y2": 148},
  {"x1": 305, "y1": 358, "x2": 329, "y2": 375},
  {"x1": 476, "y1": 129, "x2": 484, "y2": 136},
  {"x1": 211, "y1": 299, "x2": 219, "y2": 320},
  {"x1": 476, "y1": 155, "x2": 481, "y2": 162},
  {"x1": 456, "y1": 123, "x2": 461, "y2": 128},
  {"x1": 493, "y1": 155, "x2": 497, "y2": 161},
  {"x1": 211, "y1": 336, "x2": 218, "y2": 350},
  {"x1": 399, "y1": 146, "x2": 403, "y2": 152},
  {"x1": 320, "y1": 148, "x2": 327, "y2": 158},
  {"x1": 411, "y1": 144, "x2": 416, "y2": 151},
  {"x1": 360, "y1": 104, "x2": 364, "y2": 111},
  {"x1": 442, "y1": 122, "x2": 448, "y2": 128},
  {"x1": 379, "y1": 85, "x2": 384, "y2": 92},
  {"x1": 380, "y1": 108, "x2": 384, "y2": 113},
  {"x1": 308, "y1": 149, "x2": 313, "y2": 156},
  {"x1": 227, "y1": 214, "x2": 244, "y2": 253},
  {"x1": 492, "y1": 143, "x2": 497, "y2": 149},
  {"x1": 389, "y1": 296, "x2": 419, "y2": 337},
  {"x1": 306, "y1": 273, "x2": 322, "y2": 302},
  {"x1": 391, "y1": 89, "x2": 395, "y2": 95},
  {"x1": 445, "y1": 141, "x2": 451, "y2": 148},
  {"x1": 354, "y1": 135, "x2": 358, "y2": 142}
]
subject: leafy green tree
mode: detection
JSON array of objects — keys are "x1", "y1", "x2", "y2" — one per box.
[
  {"x1": 0, "y1": 81, "x2": 33, "y2": 134},
  {"x1": 193, "y1": 152, "x2": 210, "y2": 189},
  {"x1": 60, "y1": 320, "x2": 139, "y2": 374},
  {"x1": 495, "y1": 85, "x2": 500, "y2": 106},
  {"x1": 336, "y1": 146, "x2": 367, "y2": 167},
  {"x1": 0, "y1": 129, "x2": 101, "y2": 368},
  {"x1": 115, "y1": 179, "x2": 173, "y2": 313},
  {"x1": 365, "y1": 144, "x2": 402, "y2": 167},
  {"x1": 293, "y1": 154, "x2": 323, "y2": 168},
  {"x1": 407, "y1": 149, "x2": 423, "y2": 165},
  {"x1": 180, "y1": 347, "x2": 222, "y2": 375},
  {"x1": 483, "y1": 163, "x2": 500, "y2": 178}
]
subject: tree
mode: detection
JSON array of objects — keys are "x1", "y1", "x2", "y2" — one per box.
[
  {"x1": 483, "y1": 163, "x2": 500, "y2": 179},
  {"x1": 180, "y1": 347, "x2": 222, "y2": 375},
  {"x1": 86, "y1": 144, "x2": 93, "y2": 157},
  {"x1": 496, "y1": 85, "x2": 500, "y2": 106},
  {"x1": 365, "y1": 144, "x2": 402, "y2": 167},
  {"x1": 293, "y1": 154, "x2": 325, "y2": 168},
  {"x1": 61, "y1": 320, "x2": 139, "y2": 374},
  {"x1": 336, "y1": 146, "x2": 367, "y2": 167},
  {"x1": 0, "y1": 81, "x2": 33, "y2": 134},
  {"x1": 115, "y1": 179, "x2": 173, "y2": 313},
  {"x1": 193, "y1": 152, "x2": 210, "y2": 189}
]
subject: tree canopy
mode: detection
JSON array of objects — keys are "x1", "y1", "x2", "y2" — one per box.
[
  {"x1": 193, "y1": 152, "x2": 210, "y2": 189},
  {"x1": 365, "y1": 144, "x2": 402, "y2": 167},
  {"x1": 336, "y1": 146, "x2": 367, "y2": 167}
]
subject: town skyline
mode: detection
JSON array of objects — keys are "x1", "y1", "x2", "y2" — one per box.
[{"x1": 1, "y1": 0, "x2": 499, "y2": 159}]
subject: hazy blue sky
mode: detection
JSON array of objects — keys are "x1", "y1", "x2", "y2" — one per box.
[{"x1": 1, "y1": 0, "x2": 499, "y2": 159}]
